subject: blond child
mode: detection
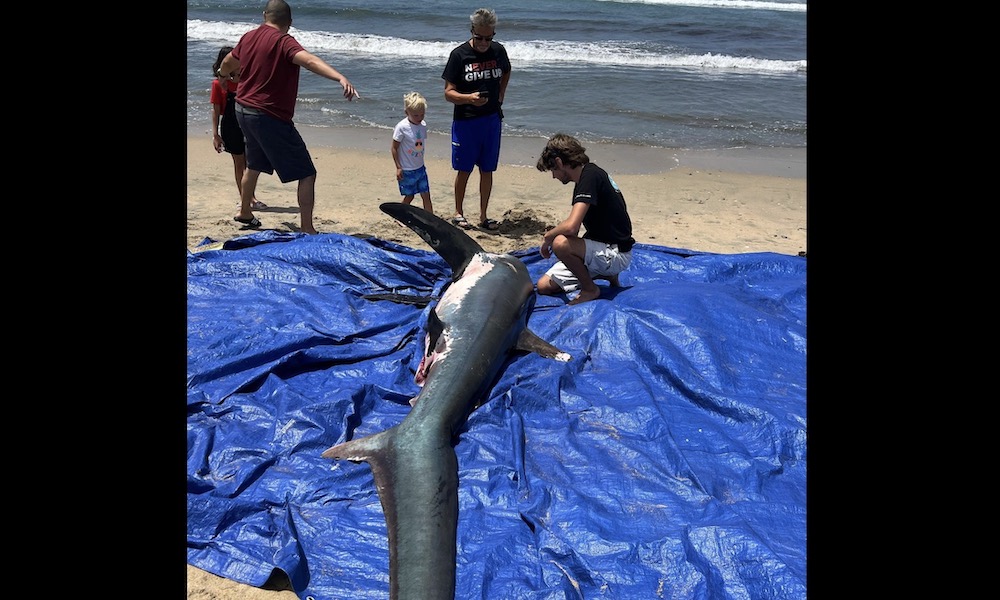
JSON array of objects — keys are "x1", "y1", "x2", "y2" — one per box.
[{"x1": 391, "y1": 92, "x2": 433, "y2": 213}]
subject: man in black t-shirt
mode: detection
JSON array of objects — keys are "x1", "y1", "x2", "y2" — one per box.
[
  {"x1": 441, "y1": 7, "x2": 511, "y2": 231},
  {"x1": 535, "y1": 133, "x2": 636, "y2": 305}
]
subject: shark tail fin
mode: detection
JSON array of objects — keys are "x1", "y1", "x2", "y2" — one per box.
[{"x1": 516, "y1": 328, "x2": 571, "y2": 362}]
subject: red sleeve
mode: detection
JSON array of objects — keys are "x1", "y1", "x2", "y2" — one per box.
[
  {"x1": 280, "y1": 34, "x2": 304, "y2": 62},
  {"x1": 210, "y1": 79, "x2": 225, "y2": 106}
]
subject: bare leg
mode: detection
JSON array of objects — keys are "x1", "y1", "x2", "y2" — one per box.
[
  {"x1": 297, "y1": 173, "x2": 318, "y2": 234},
  {"x1": 233, "y1": 154, "x2": 246, "y2": 198},
  {"x1": 478, "y1": 169, "x2": 493, "y2": 224},
  {"x1": 538, "y1": 269, "x2": 619, "y2": 300},
  {"x1": 535, "y1": 274, "x2": 564, "y2": 296},
  {"x1": 454, "y1": 170, "x2": 472, "y2": 217},
  {"x1": 233, "y1": 154, "x2": 259, "y2": 204},
  {"x1": 236, "y1": 168, "x2": 261, "y2": 220},
  {"x1": 420, "y1": 191, "x2": 433, "y2": 214},
  {"x1": 550, "y1": 235, "x2": 601, "y2": 305}
]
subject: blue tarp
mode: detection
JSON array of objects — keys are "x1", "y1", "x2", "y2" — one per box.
[{"x1": 187, "y1": 230, "x2": 807, "y2": 600}]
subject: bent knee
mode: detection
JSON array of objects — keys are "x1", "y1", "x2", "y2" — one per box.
[
  {"x1": 535, "y1": 275, "x2": 562, "y2": 296},
  {"x1": 551, "y1": 235, "x2": 574, "y2": 253}
]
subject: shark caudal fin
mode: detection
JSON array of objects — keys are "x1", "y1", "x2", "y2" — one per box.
[{"x1": 380, "y1": 203, "x2": 484, "y2": 280}]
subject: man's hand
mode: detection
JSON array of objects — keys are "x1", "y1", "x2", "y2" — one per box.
[
  {"x1": 341, "y1": 78, "x2": 360, "y2": 101},
  {"x1": 540, "y1": 236, "x2": 553, "y2": 258}
]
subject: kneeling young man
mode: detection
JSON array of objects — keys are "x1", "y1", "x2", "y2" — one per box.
[{"x1": 535, "y1": 133, "x2": 636, "y2": 305}]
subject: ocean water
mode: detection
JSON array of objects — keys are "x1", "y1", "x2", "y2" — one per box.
[{"x1": 186, "y1": 0, "x2": 806, "y2": 151}]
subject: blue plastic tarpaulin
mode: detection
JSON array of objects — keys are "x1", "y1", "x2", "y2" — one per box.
[{"x1": 187, "y1": 231, "x2": 807, "y2": 599}]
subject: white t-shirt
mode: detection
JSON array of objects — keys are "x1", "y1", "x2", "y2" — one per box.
[{"x1": 392, "y1": 117, "x2": 427, "y2": 171}]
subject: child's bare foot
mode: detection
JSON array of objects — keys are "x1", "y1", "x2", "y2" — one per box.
[
  {"x1": 568, "y1": 287, "x2": 601, "y2": 305},
  {"x1": 300, "y1": 227, "x2": 319, "y2": 235}
]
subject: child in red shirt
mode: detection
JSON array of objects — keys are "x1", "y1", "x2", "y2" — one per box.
[{"x1": 210, "y1": 46, "x2": 266, "y2": 210}]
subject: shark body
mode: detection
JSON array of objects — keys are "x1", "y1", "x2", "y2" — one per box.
[{"x1": 322, "y1": 202, "x2": 569, "y2": 600}]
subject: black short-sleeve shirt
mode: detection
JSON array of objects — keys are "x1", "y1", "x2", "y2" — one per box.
[
  {"x1": 442, "y1": 41, "x2": 511, "y2": 121},
  {"x1": 573, "y1": 163, "x2": 635, "y2": 252}
]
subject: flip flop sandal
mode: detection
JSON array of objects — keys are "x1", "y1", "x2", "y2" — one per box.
[
  {"x1": 234, "y1": 216, "x2": 262, "y2": 229},
  {"x1": 251, "y1": 200, "x2": 269, "y2": 210},
  {"x1": 478, "y1": 218, "x2": 500, "y2": 231},
  {"x1": 450, "y1": 215, "x2": 474, "y2": 230}
]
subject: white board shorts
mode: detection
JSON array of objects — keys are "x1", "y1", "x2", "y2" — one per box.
[{"x1": 544, "y1": 239, "x2": 633, "y2": 293}]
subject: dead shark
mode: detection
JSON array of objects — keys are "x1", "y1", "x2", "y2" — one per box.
[{"x1": 322, "y1": 202, "x2": 570, "y2": 600}]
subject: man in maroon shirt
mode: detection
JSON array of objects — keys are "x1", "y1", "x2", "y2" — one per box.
[{"x1": 218, "y1": 0, "x2": 359, "y2": 235}]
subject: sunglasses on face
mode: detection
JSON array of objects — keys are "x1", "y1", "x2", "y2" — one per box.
[{"x1": 471, "y1": 32, "x2": 495, "y2": 42}]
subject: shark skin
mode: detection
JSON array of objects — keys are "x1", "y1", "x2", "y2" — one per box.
[{"x1": 322, "y1": 203, "x2": 570, "y2": 600}]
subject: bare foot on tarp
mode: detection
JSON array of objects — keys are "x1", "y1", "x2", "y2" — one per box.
[{"x1": 568, "y1": 288, "x2": 602, "y2": 305}]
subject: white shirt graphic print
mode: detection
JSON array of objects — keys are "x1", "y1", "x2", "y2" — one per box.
[{"x1": 392, "y1": 118, "x2": 427, "y2": 171}]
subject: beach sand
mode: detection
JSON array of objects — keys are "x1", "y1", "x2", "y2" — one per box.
[
  {"x1": 187, "y1": 127, "x2": 806, "y2": 258},
  {"x1": 185, "y1": 127, "x2": 806, "y2": 598}
]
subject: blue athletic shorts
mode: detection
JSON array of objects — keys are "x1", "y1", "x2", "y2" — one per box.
[
  {"x1": 398, "y1": 165, "x2": 430, "y2": 196},
  {"x1": 450, "y1": 112, "x2": 502, "y2": 173},
  {"x1": 235, "y1": 106, "x2": 317, "y2": 183}
]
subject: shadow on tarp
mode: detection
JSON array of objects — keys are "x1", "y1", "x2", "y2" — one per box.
[{"x1": 187, "y1": 231, "x2": 807, "y2": 599}]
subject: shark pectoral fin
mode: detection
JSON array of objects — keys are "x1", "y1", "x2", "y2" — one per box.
[{"x1": 516, "y1": 328, "x2": 571, "y2": 362}]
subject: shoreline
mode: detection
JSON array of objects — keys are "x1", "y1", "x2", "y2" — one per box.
[{"x1": 187, "y1": 122, "x2": 806, "y2": 179}]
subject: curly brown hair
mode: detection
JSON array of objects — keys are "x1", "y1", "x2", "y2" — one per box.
[{"x1": 536, "y1": 133, "x2": 590, "y2": 171}]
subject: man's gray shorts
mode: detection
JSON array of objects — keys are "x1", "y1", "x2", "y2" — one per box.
[{"x1": 544, "y1": 239, "x2": 633, "y2": 293}]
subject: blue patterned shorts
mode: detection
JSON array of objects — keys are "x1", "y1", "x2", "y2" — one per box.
[{"x1": 398, "y1": 165, "x2": 430, "y2": 196}]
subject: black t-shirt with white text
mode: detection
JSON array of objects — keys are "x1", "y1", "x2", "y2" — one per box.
[
  {"x1": 441, "y1": 41, "x2": 511, "y2": 121},
  {"x1": 573, "y1": 163, "x2": 635, "y2": 252}
]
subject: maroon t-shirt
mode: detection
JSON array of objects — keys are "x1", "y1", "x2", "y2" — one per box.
[{"x1": 232, "y1": 24, "x2": 304, "y2": 122}]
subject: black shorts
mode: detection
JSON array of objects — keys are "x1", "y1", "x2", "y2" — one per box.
[
  {"x1": 220, "y1": 114, "x2": 246, "y2": 155},
  {"x1": 221, "y1": 93, "x2": 245, "y2": 155},
  {"x1": 235, "y1": 104, "x2": 317, "y2": 183}
]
